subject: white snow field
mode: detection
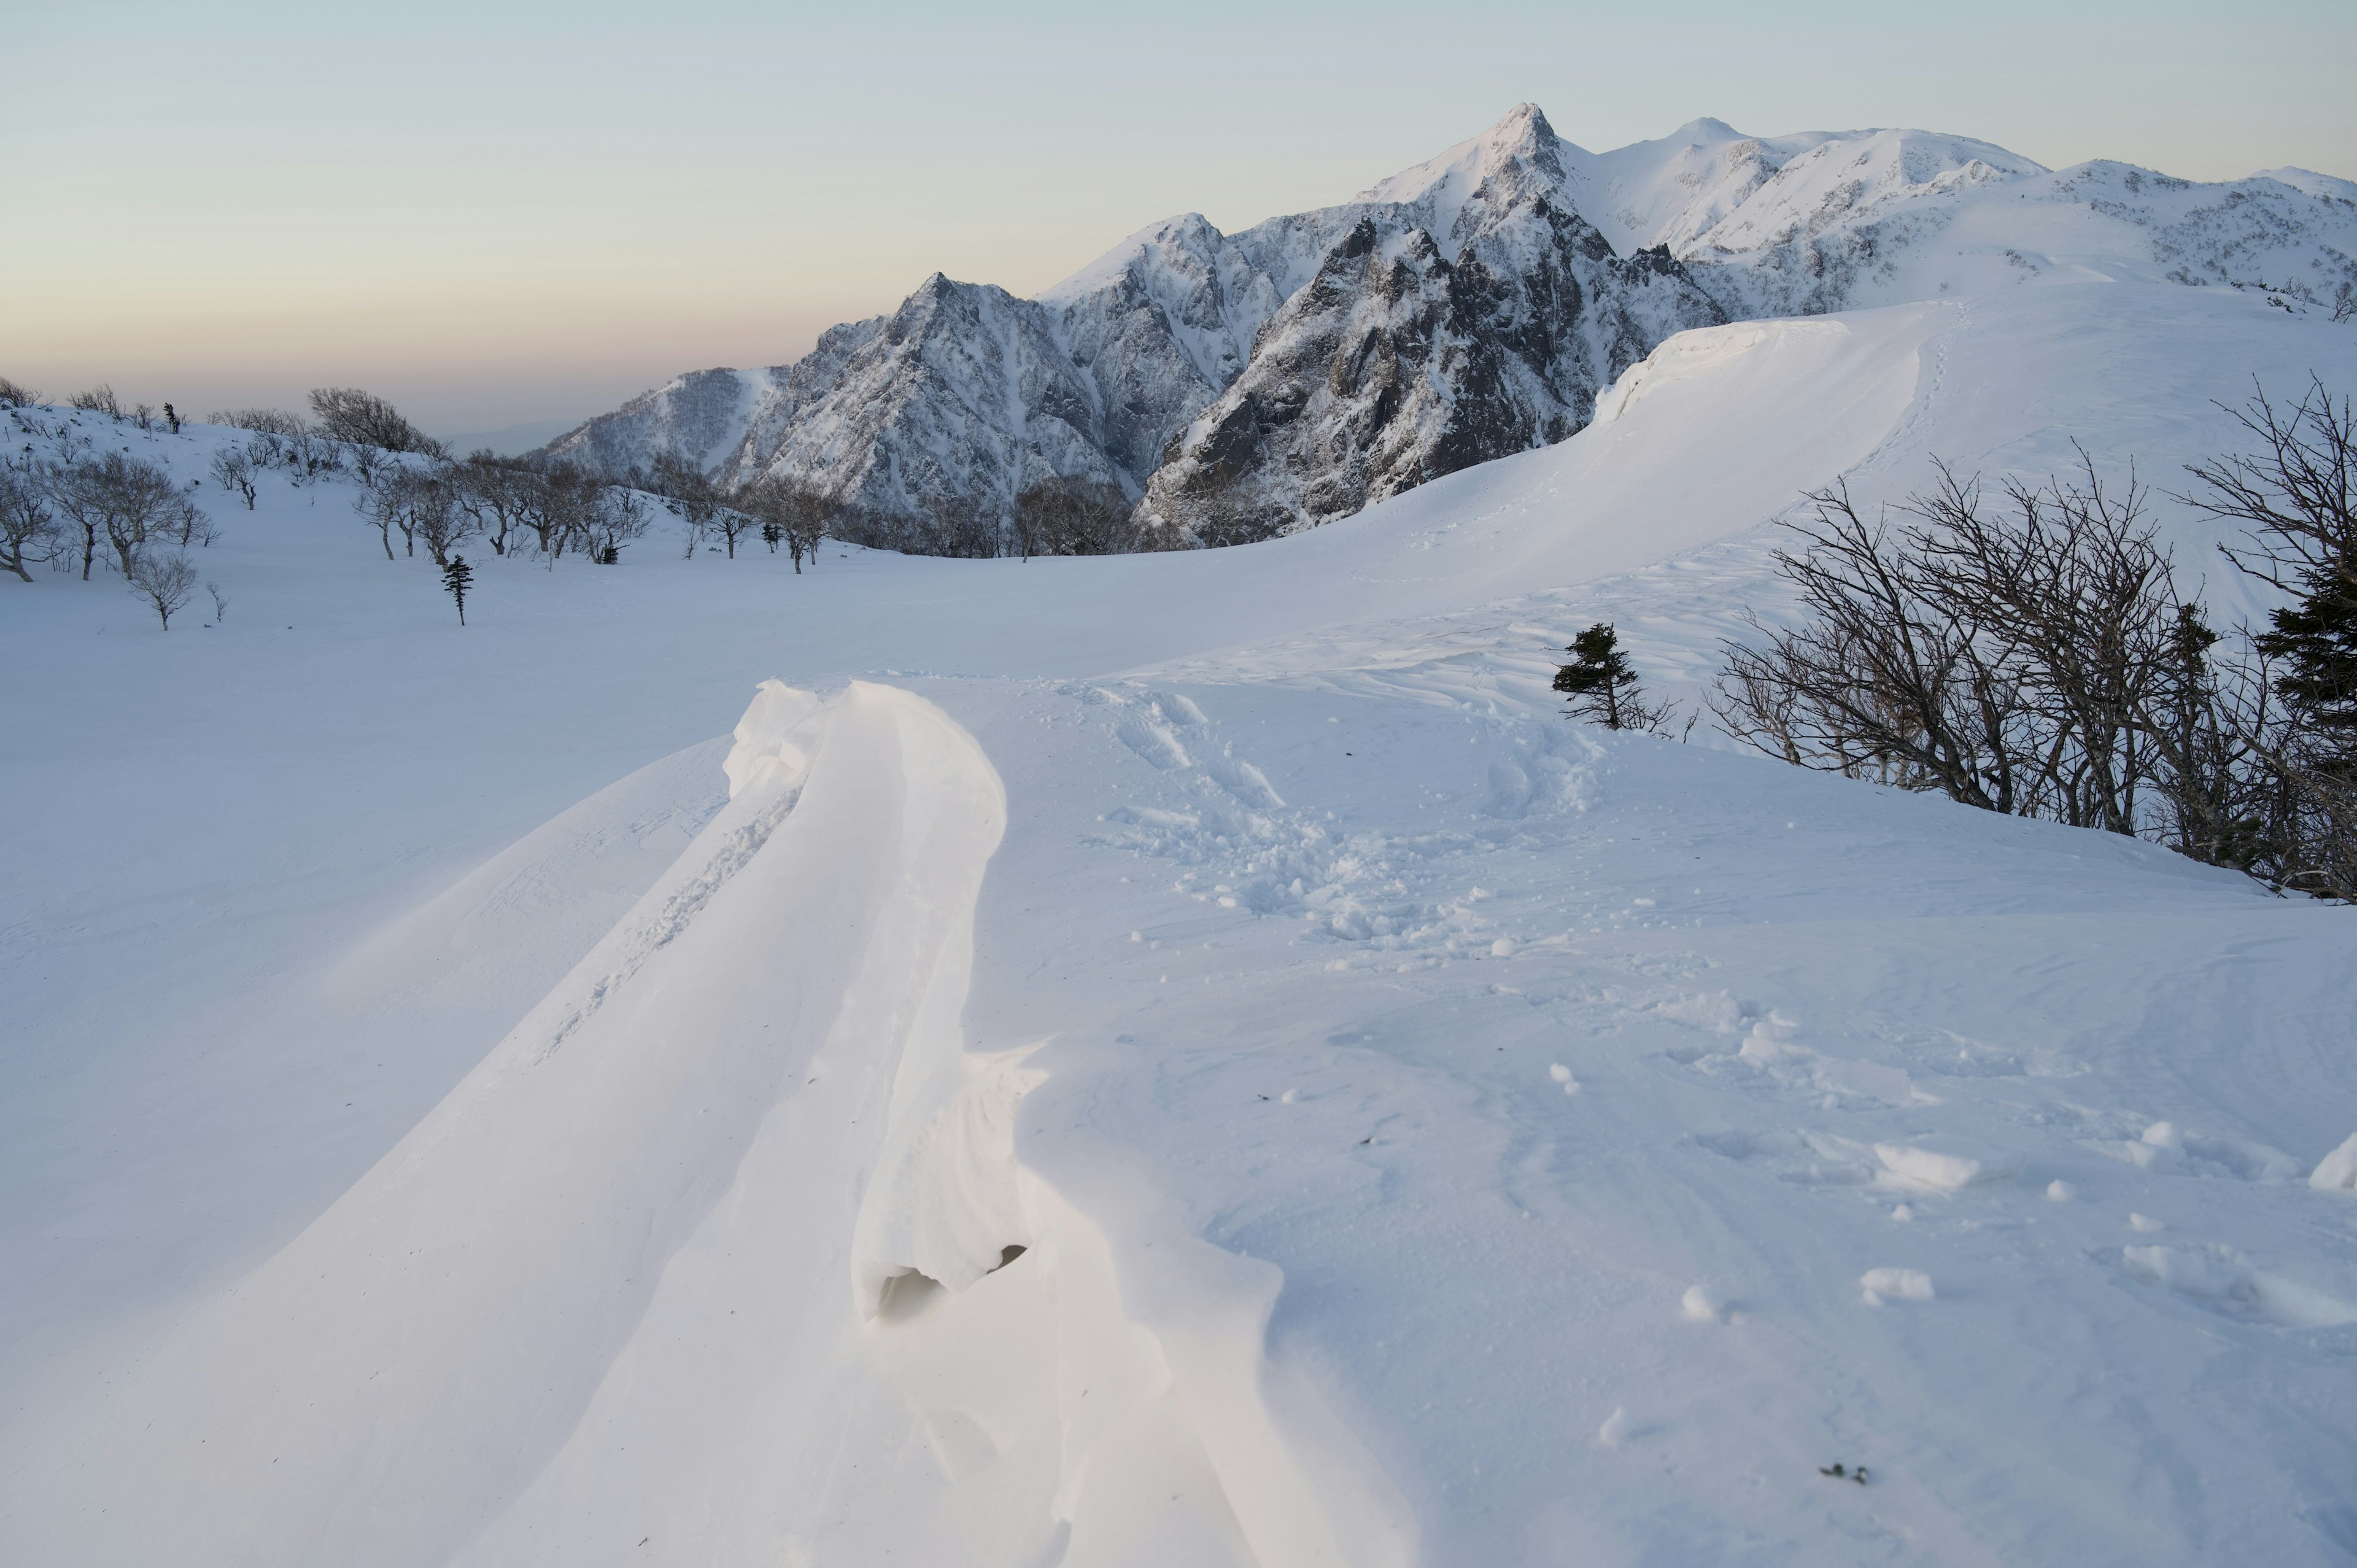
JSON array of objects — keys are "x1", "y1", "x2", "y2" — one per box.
[{"x1": 7, "y1": 280, "x2": 2357, "y2": 1566}]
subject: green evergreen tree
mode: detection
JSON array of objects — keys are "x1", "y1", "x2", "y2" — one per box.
[
  {"x1": 2254, "y1": 554, "x2": 2357, "y2": 773},
  {"x1": 443, "y1": 554, "x2": 474, "y2": 625},
  {"x1": 1554, "y1": 622, "x2": 1642, "y2": 729}
]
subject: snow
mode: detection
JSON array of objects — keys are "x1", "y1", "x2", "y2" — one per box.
[
  {"x1": 7, "y1": 263, "x2": 2357, "y2": 1565},
  {"x1": 2313, "y1": 1133, "x2": 2357, "y2": 1192}
]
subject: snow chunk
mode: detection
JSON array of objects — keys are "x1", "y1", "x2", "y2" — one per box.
[
  {"x1": 1860, "y1": 1267, "x2": 1935, "y2": 1304},
  {"x1": 722, "y1": 679, "x2": 825, "y2": 800},
  {"x1": 2310, "y1": 1132, "x2": 2357, "y2": 1192},
  {"x1": 1875, "y1": 1142, "x2": 2013, "y2": 1192},
  {"x1": 1681, "y1": 1286, "x2": 1724, "y2": 1321},
  {"x1": 1597, "y1": 1407, "x2": 1632, "y2": 1446}
]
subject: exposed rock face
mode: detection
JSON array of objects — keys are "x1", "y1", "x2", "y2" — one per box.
[
  {"x1": 714, "y1": 275, "x2": 1130, "y2": 520},
  {"x1": 538, "y1": 103, "x2": 2357, "y2": 549},
  {"x1": 1139, "y1": 109, "x2": 1727, "y2": 543}
]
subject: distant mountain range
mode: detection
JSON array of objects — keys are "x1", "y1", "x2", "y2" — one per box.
[{"x1": 540, "y1": 105, "x2": 2357, "y2": 546}]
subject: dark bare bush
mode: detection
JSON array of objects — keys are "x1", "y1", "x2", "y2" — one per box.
[
  {"x1": 733, "y1": 477, "x2": 835, "y2": 573},
  {"x1": 408, "y1": 471, "x2": 477, "y2": 567},
  {"x1": 1013, "y1": 477, "x2": 1135, "y2": 558},
  {"x1": 581, "y1": 484, "x2": 648, "y2": 564},
  {"x1": 452, "y1": 453, "x2": 538, "y2": 557},
  {"x1": 308, "y1": 387, "x2": 445, "y2": 457},
  {"x1": 125, "y1": 550, "x2": 198, "y2": 628},
  {"x1": 42, "y1": 452, "x2": 187, "y2": 579},
  {"x1": 2185, "y1": 378, "x2": 2357, "y2": 897},
  {"x1": 209, "y1": 407, "x2": 310, "y2": 439},
  {"x1": 0, "y1": 376, "x2": 42, "y2": 409},
  {"x1": 0, "y1": 459, "x2": 61, "y2": 582},
  {"x1": 209, "y1": 446, "x2": 258, "y2": 509},
  {"x1": 354, "y1": 462, "x2": 473, "y2": 563},
  {"x1": 1716, "y1": 454, "x2": 2219, "y2": 836},
  {"x1": 69, "y1": 385, "x2": 124, "y2": 419}
]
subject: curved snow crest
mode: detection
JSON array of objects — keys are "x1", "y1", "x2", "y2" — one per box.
[
  {"x1": 45, "y1": 680, "x2": 1009, "y2": 1567},
  {"x1": 1590, "y1": 317, "x2": 1849, "y2": 425}
]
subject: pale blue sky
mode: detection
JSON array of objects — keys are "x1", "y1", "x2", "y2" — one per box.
[{"x1": 7, "y1": 0, "x2": 2351, "y2": 434}]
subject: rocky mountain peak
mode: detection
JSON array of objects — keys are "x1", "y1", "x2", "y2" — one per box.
[{"x1": 540, "y1": 106, "x2": 2357, "y2": 555}]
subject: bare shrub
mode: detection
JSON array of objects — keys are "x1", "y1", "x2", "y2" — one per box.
[
  {"x1": 2185, "y1": 378, "x2": 2357, "y2": 897},
  {"x1": 209, "y1": 407, "x2": 310, "y2": 439},
  {"x1": 0, "y1": 376, "x2": 41, "y2": 409},
  {"x1": 126, "y1": 550, "x2": 198, "y2": 628},
  {"x1": 69, "y1": 385, "x2": 124, "y2": 419},
  {"x1": 1715, "y1": 454, "x2": 2208, "y2": 834},
  {"x1": 209, "y1": 446, "x2": 258, "y2": 509},
  {"x1": 1013, "y1": 477, "x2": 1134, "y2": 557},
  {"x1": 308, "y1": 387, "x2": 445, "y2": 457}
]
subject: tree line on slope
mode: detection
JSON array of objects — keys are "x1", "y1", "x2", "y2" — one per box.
[
  {"x1": 1562, "y1": 379, "x2": 2356, "y2": 900},
  {"x1": 2, "y1": 389, "x2": 223, "y2": 628}
]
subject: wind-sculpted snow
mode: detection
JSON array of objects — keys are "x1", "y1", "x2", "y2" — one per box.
[{"x1": 24, "y1": 683, "x2": 1013, "y2": 1564}]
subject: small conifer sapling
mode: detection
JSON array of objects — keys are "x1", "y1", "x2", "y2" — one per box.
[
  {"x1": 1555, "y1": 623, "x2": 1641, "y2": 728},
  {"x1": 443, "y1": 554, "x2": 474, "y2": 625}
]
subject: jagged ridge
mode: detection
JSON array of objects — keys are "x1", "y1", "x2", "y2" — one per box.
[{"x1": 537, "y1": 105, "x2": 2357, "y2": 548}]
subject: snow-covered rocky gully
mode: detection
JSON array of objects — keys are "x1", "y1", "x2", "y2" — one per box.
[{"x1": 6, "y1": 109, "x2": 2357, "y2": 1567}]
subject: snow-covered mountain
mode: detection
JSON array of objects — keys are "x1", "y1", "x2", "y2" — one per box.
[
  {"x1": 1138, "y1": 106, "x2": 1727, "y2": 541},
  {"x1": 539, "y1": 106, "x2": 2357, "y2": 542}
]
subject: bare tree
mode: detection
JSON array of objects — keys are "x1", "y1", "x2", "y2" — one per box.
[
  {"x1": 0, "y1": 376, "x2": 40, "y2": 409},
  {"x1": 733, "y1": 477, "x2": 837, "y2": 573},
  {"x1": 408, "y1": 469, "x2": 477, "y2": 566},
  {"x1": 1013, "y1": 477, "x2": 1134, "y2": 557},
  {"x1": 308, "y1": 387, "x2": 445, "y2": 456},
  {"x1": 1715, "y1": 456, "x2": 2202, "y2": 836},
  {"x1": 210, "y1": 446, "x2": 258, "y2": 509},
  {"x1": 2185, "y1": 377, "x2": 2357, "y2": 896},
  {"x1": 649, "y1": 452, "x2": 721, "y2": 557},
  {"x1": 206, "y1": 580, "x2": 230, "y2": 622},
  {"x1": 126, "y1": 550, "x2": 198, "y2": 628},
  {"x1": 160, "y1": 491, "x2": 219, "y2": 549},
  {"x1": 0, "y1": 459, "x2": 60, "y2": 582},
  {"x1": 42, "y1": 452, "x2": 184, "y2": 579},
  {"x1": 581, "y1": 485, "x2": 648, "y2": 564},
  {"x1": 452, "y1": 453, "x2": 535, "y2": 556},
  {"x1": 521, "y1": 466, "x2": 600, "y2": 562},
  {"x1": 352, "y1": 463, "x2": 469, "y2": 563},
  {"x1": 69, "y1": 385, "x2": 124, "y2": 419}
]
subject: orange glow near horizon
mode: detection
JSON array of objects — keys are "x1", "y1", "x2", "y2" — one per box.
[{"x1": 7, "y1": 2, "x2": 2351, "y2": 434}]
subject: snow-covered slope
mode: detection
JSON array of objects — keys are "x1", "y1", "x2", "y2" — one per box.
[
  {"x1": 6, "y1": 277, "x2": 2357, "y2": 1565},
  {"x1": 541, "y1": 106, "x2": 2357, "y2": 549}
]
